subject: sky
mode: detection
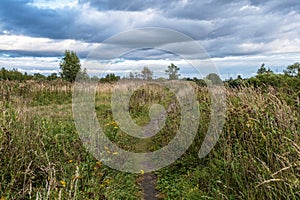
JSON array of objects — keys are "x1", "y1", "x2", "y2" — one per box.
[{"x1": 0, "y1": 0, "x2": 299, "y2": 79}]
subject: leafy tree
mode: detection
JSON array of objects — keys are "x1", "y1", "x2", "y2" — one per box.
[
  {"x1": 129, "y1": 72, "x2": 135, "y2": 79},
  {"x1": 100, "y1": 73, "x2": 120, "y2": 82},
  {"x1": 0, "y1": 68, "x2": 25, "y2": 81},
  {"x1": 257, "y1": 63, "x2": 273, "y2": 74},
  {"x1": 91, "y1": 75, "x2": 100, "y2": 81},
  {"x1": 140, "y1": 67, "x2": 153, "y2": 80},
  {"x1": 284, "y1": 62, "x2": 300, "y2": 77},
  {"x1": 165, "y1": 63, "x2": 180, "y2": 80},
  {"x1": 59, "y1": 50, "x2": 85, "y2": 82},
  {"x1": 47, "y1": 73, "x2": 58, "y2": 81},
  {"x1": 206, "y1": 73, "x2": 223, "y2": 85},
  {"x1": 226, "y1": 75, "x2": 244, "y2": 88},
  {"x1": 33, "y1": 73, "x2": 46, "y2": 81}
]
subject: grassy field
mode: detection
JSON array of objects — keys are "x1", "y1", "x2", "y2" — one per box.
[{"x1": 0, "y1": 80, "x2": 299, "y2": 199}]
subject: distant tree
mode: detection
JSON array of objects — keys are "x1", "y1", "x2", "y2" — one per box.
[
  {"x1": 100, "y1": 73, "x2": 120, "y2": 82},
  {"x1": 257, "y1": 63, "x2": 267, "y2": 74},
  {"x1": 0, "y1": 67, "x2": 7, "y2": 80},
  {"x1": 47, "y1": 73, "x2": 58, "y2": 81},
  {"x1": 76, "y1": 68, "x2": 89, "y2": 80},
  {"x1": 33, "y1": 73, "x2": 46, "y2": 81},
  {"x1": 129, "y1": 72, "x2": 135, "y2": 79},
  {"x1": 165, "y1": 63, "x2": 180, "y2": 80},
  {"x1": 206, "y1": 73, "x2": 223, "y2": 85},
  {"x1": 91, "y1": 75, "x2": 100, "y2": 81},
  {"x1": 257, "y1": 63, "x2": 273, "y2": 74},
  {"x1": 140, "y1": 67, "x2": 153, "y2": 80},
  {"x1": 0, "y1": 68, "x2": 26, "y2": 81},
  {"x1": 284, "y1": 62, "x2": 300, "y2": 77},
  {"x1": 59, "y1": 50, "x2": 86, "y2": 82},
  {"x1": 134, "y1": 72, "x2": 139, "y2": 79},
  {"x1": 226, "y1": 75, "x2": 244, "y2": 88}
]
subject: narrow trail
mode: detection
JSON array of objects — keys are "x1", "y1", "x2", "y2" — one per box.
[
  {"x1": 133, "y1": 137, "x2": 161, "y2": 200},
  {"x1": 136, "y1": 100, "x2": 177, "y2": 199},
  {"x1": 139, "y1": 173, "x2": 159, "y2": 200}
]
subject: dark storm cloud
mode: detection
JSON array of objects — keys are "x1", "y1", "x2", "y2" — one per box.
[
  {"x1": 0, "y1": 0, "x2": 77, "y2": 39},
  {"x1": 79, "y1": 0, "x2": 172, "y2": 11},
  {"x1": 0, "y1": 0, "x2": 299, "y2": 70}
]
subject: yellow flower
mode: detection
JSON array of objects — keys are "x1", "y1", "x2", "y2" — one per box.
[
  {"x1": 112, "y1": 152, "x2": 118, "y2": 155},
  {"x1": 104, "y1": 146, "x2": 111, "y2": 153},
  {"x1": 114, "y1": 126, "x2": 118, "y2": 129},
  {"x1": 140, "y1": 169, "x2": 145, "y2": 175},
  {"x1": 96, "y1": 161, "x2": 102, "y2": 167},
  {"x1": 104, "y1": 178, "x2": 110, "y2": 184},
  {"x1": 68, "y1": 159, "x2": 73, "y2": 163},
  {"x1": 60, "y1": 180, "x2": 67, "y2": 187}
]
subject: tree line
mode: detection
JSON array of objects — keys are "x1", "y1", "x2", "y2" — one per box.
[{"x1": 0, "y1": 50, "x2": 299, "y2": 91}]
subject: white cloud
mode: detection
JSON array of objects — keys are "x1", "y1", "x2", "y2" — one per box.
[
  {"x1": 0, "y1": 34, "x2": 98, "y2": 54},
  {"x1": 28, "y1": 0, "x2": 79, "y2": 9}
]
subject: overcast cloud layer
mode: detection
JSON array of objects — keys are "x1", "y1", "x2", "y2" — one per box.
[{"x1": 0, "y1": 0, "x2": 299, "y2": 78}]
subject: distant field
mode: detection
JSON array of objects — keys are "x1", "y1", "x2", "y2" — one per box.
[{"x1": 0, "y1": 80, "x2": 299, "y2": 199}]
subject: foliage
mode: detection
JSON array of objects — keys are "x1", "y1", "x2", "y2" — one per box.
[
  {"x1": 140, "y1": 66, "x2": 153, "y2": 80},
  {"x1": 59, "y1": 50, "x2": 87, "y2": 82},
  {"x1": 0, "y1": 81, "x2": 140, "y2": 199},
  {"x1": 257, "y1": 63, "x2": 273, "y2": 74},
  {"x1": 205, "y1": 73, "x2": 223, "y2": 85},
  {"x1": 100, "y1": 73, "x2": 120, "y2": 83},
  {"x1": 165, "y1": 63, "x2": 180, "y2": 80},
  {"x1": 0, "y1": 61, "x2": 300, "y2": 199},
  {"x1": 284, "y1": 62, "x2": 300, "y2": 77}
]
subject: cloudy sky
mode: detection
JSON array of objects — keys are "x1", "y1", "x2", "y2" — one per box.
[{"x1": 0, "y1": 0, "x2": 299, "y2": 78}]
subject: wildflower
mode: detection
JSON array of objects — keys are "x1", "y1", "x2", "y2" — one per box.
[
  {"x1": 114, "y1": 126, "x2": 118, "y2": 129},
  {"x1": 140, "y1": 169, "x2": 145, "y2": 175},
  {"x1": 104, "y1": 146, "x2": 111, "y2": 153},
  {"x1": 68, "y1": 159, "x2": 73, "y2": 163},
  {"x1": 60, "y1": 180, "x2": 67, "y2": 187},
  {"x1": 104, "y1": 178, "x2": 110, "y2": 184},
  {"x1": 96, "y1": 161, "x2": 102, "y2": 167},
  {"x1": 112, "y1": 152, "x2": 118, "y2": 155}
]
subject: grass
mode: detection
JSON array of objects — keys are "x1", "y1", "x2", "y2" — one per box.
[{"x1": 0, "y1": 80, "x2": 299, "y2": 199}]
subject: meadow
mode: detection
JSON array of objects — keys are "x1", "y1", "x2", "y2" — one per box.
[{"x1": 0, "y1": 80, "x2": 299, "y2": 199}]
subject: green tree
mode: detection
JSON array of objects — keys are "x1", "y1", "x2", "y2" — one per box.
[
  {"x1": 165, "y1": 63, "x2": 180, "y2": 80},
  {"x1": 100, "y1": 73, "x2": 120, "y2": 82},
  {"x1": 47, "y1": 73, "x2": 58, "y2": 81},
  {"x1": 206, "y1": 73, "x2": 223, "y2": 85},
  {"x1": 284, "y1": 62, "x2": 300, "y2": 77},
  {"x1": 33, "y1": 73, "x2": 46, "y2": 81},
  {"x1": 141, "y1": 66, "x2": 153, "y2": 80},
  {"x1": 257, "y1": 63, "x2": 273, "y2": 74},
  {"x1": 59, "y1": 50, "x2": 85, "y2": 82}
]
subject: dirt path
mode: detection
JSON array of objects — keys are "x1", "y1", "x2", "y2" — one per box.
[
  {"x1": 139, "y1": 173, "x2": 159, "y2": 200},
  {"x1": 134, "y1": 138, "x2": 162, "y2": 200}
]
